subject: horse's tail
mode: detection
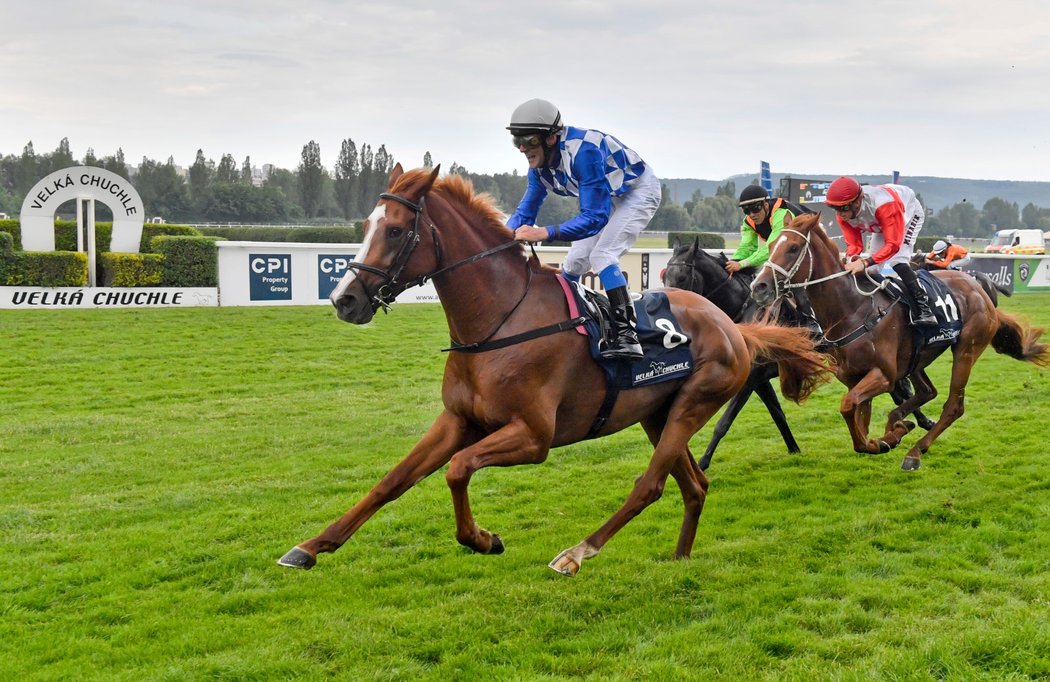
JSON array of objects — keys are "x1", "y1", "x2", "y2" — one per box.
[
  {"x1": 736, "y1": 322, "x2": 833, "y2": 403},
  {"x1": 991, "y1": 310, "x2": 1050, "y2": 366}
]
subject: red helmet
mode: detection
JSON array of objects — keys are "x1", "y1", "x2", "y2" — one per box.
[{"x1": 826, "y1": 176, "x2": 862, "y2": 206}]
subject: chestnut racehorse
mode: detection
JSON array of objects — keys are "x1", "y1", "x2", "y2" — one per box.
[
  {"x1": 751, "y1": 213, "x2": 1050, "y2": 470},
  {"x1": 279, "y1": 164, "x2": 828, "y2": 576},
  {"x1": 665, "y1": 237, "x2": 935, "y2": 470}
]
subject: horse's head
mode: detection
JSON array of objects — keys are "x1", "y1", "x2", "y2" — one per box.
[
  {"x1": 751, "y1": 213, "x2": 829, "y2": 306},
  {"x1": 330, "y1": 163, "x2": 441, "y2": 323},
  {"x1": 664, "y1": 236, "x2": 728, "y2": 295}
]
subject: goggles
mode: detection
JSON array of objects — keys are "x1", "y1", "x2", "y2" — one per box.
[
  {"x1": 512, "y1": 133, "x2": 545, "y2": 149},
  {"x1": 830, "y1": 202, "x2": 855, "y2": 213},
  {"x1": 740, "y1": 202, "x2": 766, "y2": 215}
]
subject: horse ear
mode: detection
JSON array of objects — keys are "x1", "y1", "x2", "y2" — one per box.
[
  {"x1": 421, "y1": 164, "x2": 441, "y2": 196},
  {"x1": 388, "y1": 163, "x2": 405, "y2": 188},
  {"x1": 672, "y1": 236, "x2": 682, "y2": 251},
  {"x1": 692, "y1": 235, "x2": 700, "y2": 252}
]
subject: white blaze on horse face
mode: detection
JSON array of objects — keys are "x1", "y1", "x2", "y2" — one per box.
[{"x1": 329, "y1": 203, "x2": 386, "y2": 305}]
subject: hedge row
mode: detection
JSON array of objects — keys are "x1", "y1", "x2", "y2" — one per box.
[
  {"x1": 1, "y1": 232, "x2": 89, "y2": 286},
  {"x1": 666, "y1": 232, "x2": 726, "y2": 249},
  {"x1": 151, "y1": 236, "x2": 220, "y2": 287},
  {"x1": 196, "y1": 224, "x2": 362, "y2": 243}
]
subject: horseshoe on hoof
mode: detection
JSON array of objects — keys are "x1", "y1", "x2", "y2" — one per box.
[
  {"x1": 277, "y1": 546, "x2": 317, "y2": 570},
  {"x1": 548, "y1": 549, "x2": 580, "y2": 577},
  {"x1": 901, "y1": 456, "x2": 922, "y2": 471},
  {"x1": 877, "y1": 440, "x2": 891, "y2": 454}
]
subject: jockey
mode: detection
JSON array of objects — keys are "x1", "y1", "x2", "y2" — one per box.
[
  {"x1": 827, "y1": 176, "x2": 937, "y2": 326},
  {"x1": 925, "y1": 239, "x2": 972, "y2": 270},
  {"x1": 507, "y1": 98, "x2": 662, "y2": 360},
  {"x1": 731, "y1": 184, "x2": 822, "y2": 334}
]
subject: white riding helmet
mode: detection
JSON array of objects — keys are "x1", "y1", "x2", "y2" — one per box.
[
  {"x1": 932, "y1": 240, "x2": 948, "y2": 253},
  {"x1": 507, "y1": 99, "x2": 564, "y2": 135}
]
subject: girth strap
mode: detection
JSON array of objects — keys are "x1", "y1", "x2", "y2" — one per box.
[{"x1": 443, "y1": 316, "x2": 589, "y2": 353}]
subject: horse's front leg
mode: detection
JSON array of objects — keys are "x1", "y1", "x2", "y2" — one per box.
[
  {"x1": 445, "y1": 418, "x2": 554, "y2": 555},
  {"x1": 278, "y1": 409, "x2": 473, "y2": 569},
  {"x1": 839, "y1": 369, "x2": 893, "y2": 454}
]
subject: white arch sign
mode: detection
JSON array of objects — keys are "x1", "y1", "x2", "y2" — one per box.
[{"x1": 20, "y1": 166, "x2": 145, "y2": 252}]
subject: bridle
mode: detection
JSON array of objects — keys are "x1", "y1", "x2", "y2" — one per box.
[
  {"x1": 760, "y1": 227, "x2": 852, "y2": 302},
  {"x1": 345, "y1": 191, "x2": 519, "y2": 313},
  {"x1": 667, "y1": 248, "x2": 750, "y2": 320},
  {"x1": 760, "y1": 226, "x2": 900, "y2": 347}
]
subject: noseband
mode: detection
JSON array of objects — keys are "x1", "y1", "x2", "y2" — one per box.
[{"x1": 760, "y1": 228, "x2": 849, "y2": 301}]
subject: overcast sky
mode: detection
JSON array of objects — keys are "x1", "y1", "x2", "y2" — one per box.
[{"x1": 3, "y1": 0, "x2": 1049, "y2": 183}]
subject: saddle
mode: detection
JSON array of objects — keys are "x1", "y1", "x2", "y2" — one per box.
[
  {"x1": 880, "y1": 270, "x2": 964, "y2": 346},
  {"x1": 557, "y1": 277, "x2": 695, "y2": 439},
  {"x1": 561, "y1": 277, "x2": 694, "y2": 389}
]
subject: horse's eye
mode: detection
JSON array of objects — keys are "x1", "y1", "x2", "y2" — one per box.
[
  {"x1": 787, "y1": 243, "x2": 799, "y2": 254},
  {"x1": 387, "y1": 226, "x2": 403, "y2": 239}
]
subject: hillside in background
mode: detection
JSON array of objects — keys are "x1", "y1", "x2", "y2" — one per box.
[{"x1": 661, "y1": 173, "x2": 1050, "y2": 212}]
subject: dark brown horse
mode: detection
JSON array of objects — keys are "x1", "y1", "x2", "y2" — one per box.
[
  {"x1": 752, "y1": 213, "x2": 1050, "y2": 470},
  {"x1": 278, "y1": 164, "x2": 828, "y2": 576}
]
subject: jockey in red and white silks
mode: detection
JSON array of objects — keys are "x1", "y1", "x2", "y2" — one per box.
[{"x1": 836, "y1": 183, "x2": 925, "y2": 272}]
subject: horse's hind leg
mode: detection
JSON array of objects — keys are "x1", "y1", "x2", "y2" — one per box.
[
  {"x1": 641, "y1": 413, "x2": 709, "y2": 560},
  {"x1": 891, "y1": 378, "x2": 935, "y2": 430},
  {"x1": 900, "y1": 353, "x2": 980, "y2": 471},
  {"x1": 698, "y1": 384, "x2": 754, "y2": 470},
  {"x1": 753, "y1": 377, "x2": 801, "y2": 454},
  {"x1": 550, "y1": 369, "x2": 738, "y2": 577},
  {"x1": 279, "y1": 409, "x2": 472, "y2": 569}
]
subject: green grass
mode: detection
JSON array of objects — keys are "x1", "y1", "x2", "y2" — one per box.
[{"x1": 2, "y1": 296, "x2": 1049, "y2": 680}]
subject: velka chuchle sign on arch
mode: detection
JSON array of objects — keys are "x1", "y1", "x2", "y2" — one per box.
[{"x1": 20, "y1": 166, "x2": 146, "y2": 253}]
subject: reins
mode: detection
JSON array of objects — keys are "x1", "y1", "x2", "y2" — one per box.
[
  {"x1": 760, "y1": 227, "x2": 900, "y2": 346},
  {"x1": 357, "y1": 191, "x2": 586, "y2": 354}
]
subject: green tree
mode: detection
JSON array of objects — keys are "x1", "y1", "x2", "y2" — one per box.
[
  {"x1": 215, "y1": 154, "x2": 238, "y2": 184},
  {"x1": 102, "y1": 148, "x2": 129, "y2": 179},
  {"x1": 423, "y1": 151, "x2": 433, "y2": 168},
  {"x1": 188, "y1": 149, "x2": 211, "y2": 199},
  {"x1": 298, "y1": 140, "x2": 324, "y2": 218},
  {"x1": 980, "y1": 197, "x2": 1022, "y2": 233},
  {"x1": 334, "y1": 138, "x2": 359, "y2": 219},
  {"x1": 241, "y1": 156, "x2": 253, "y2": 185}
]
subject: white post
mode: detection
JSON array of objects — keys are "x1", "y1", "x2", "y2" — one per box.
[
  {"x1": 76, "y1": 198, "x2": 85, "y2": 252},
  {"x1": 87, "y1": 198, "x2": 97, "y2": 287}
]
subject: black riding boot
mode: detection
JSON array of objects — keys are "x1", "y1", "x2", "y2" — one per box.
[
  {"x1": 791, "y1": 288, "x2": 824, "y2": 338},
  {"x1": 892, "y1": 263, "x2": 937, "y2": 326},
  {"x1": 602, "y1": 286, "x2": 644, "y2": 360}
]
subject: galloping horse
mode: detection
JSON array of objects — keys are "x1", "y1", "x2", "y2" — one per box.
[
  {"x1": 664, "y1": 238, "x2": 801, "y2": 469},
  {"x1": 278, "y1": 164, "x2": 828, "y2": 576},
  {"x1": 752, "y1": 213, "x2": 1050, "y2": 470},
  {"x1": 667, "y1": 237, "x2": 935, "y2": 469}
]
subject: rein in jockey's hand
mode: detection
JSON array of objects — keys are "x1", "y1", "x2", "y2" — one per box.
[
  {"x1": 843, "y1": 257, "x2": 868, "y2": 276},
  {"x1": 514, "y1": 225, "x2": 549, "y2": 242}
]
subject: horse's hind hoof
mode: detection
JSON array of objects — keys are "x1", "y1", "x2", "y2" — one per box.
[
  {"x1": 489, "y1": 534, "x2": 505, "y2": 555},
  {"x1": 877, "y1": 440, "x2": 891, "y2": 454},
  {"x1": 277, "y1": 546, "x2": 317, "y2": 570},
  {"x1": 901, "y1": 456, "x2": 922, "y2": 471},
  {"x1": 918, "y1": 418, "x2": 935, "y2": 431}
]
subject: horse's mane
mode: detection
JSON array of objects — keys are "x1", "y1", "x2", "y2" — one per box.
[
  {"x1": 391, "y1": 169, "x2": 514, "y2": 239},
  {"x1": 791, "y1": 213, "x2": 838, "y2": 258}
]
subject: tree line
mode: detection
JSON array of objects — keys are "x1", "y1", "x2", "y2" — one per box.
[{"x1": 2, "y1": 139, "x2": 1048, "y2": 236}]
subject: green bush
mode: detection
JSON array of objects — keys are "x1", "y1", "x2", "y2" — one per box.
[
  {"x1": 2, "y1": 250, "x2": 87, "y2": 286},
  {"x1": 100, "y1": 253, "x2": 165, "y2": 287},
  {"x1": 140, "y1": 224, "x2": 202, "y2": 252},
  {"x1": 197, "y1": 225, "x2": 359, "y2": 243},
  {"x1": 914, "y1": 236, "x2": 942, "y2": 253},
  {"x1": 666, "y1": 231, "x2": 725, "y2": 249},
  {"x1": 0, "y1": 220, "x2": 18, "y2": 249},
  {"x1": 55, "y1": 220, "x2": 113, "y2": 252},
  {"x1": 152, "y1": 235, "x2": 220, "y2": 287}
]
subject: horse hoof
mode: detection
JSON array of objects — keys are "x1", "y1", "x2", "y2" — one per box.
[
  {"x1": 877, "y1": 440, "x2": 891, "y2": 454},
  {"x1": 901, "y1": 456, "x2": 921, "y2": 471},
  {"x1": 548, "y1": 549, "x2": 580, "y2": 577},
  {"x1": 902, "y1": 421, "x2": 916, "y2": 434},
  {"x1": 489, "y1": 534, "x2": 505, "y2": 555},
  {"x1": 277, "y1": 546, "x2": 317, "y2": 570},
  {"x1": 918, "y1": 418, "x2": 935, "y2": 431}
]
